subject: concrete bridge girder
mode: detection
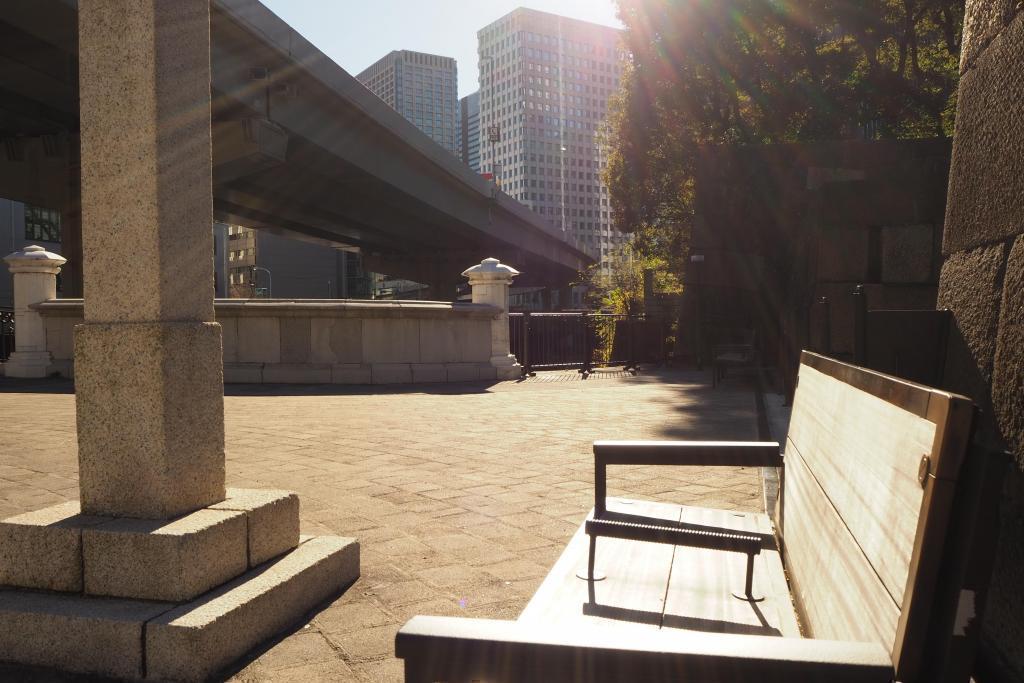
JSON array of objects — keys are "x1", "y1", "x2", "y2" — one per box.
[{"x1": 0, "y1": 0, "x2": 592, "y2": 297}]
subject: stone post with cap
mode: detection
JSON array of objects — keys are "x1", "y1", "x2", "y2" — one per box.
[
  {"x1": 2, "y1": 245, "x2": 66, "y2": 378},
  {"x1": 463, "y1": 257, "x2": 521, "y2": 380}
]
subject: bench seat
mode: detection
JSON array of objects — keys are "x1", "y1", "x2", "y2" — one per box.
[
  {"x1": 397, "y1": 498, "x2": 894, "y2": 682},
  {"x1": 520, "y1": 498, "x2": 799, "y2": 639}
]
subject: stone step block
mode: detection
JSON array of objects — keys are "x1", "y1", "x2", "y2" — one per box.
[
  {"x1": 146, "y1": 534, "x2": 360, "y2": 682},
  {"x1": 0, "y1": 501, "x2": 109, "y2": 592},
  {"x1": 210, "y1": 487, "x2": 300, "y2": 566},
  {"x1": 0, "y1": 589, "x2": 172, "y2": 680},
  {"x1": 83, "y1": 508, "x2": 248, "y2": 602}
]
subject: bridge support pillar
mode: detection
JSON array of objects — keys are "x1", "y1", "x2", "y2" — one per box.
[{"x1": 463, "y1": 257, "x2": 521, "y2": 380}]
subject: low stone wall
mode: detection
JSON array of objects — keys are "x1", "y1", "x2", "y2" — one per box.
[{"x1": 29, "y1": 298, "x2": 504, "y2": 384}]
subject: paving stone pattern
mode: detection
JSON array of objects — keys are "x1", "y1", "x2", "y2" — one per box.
[{"x1": 0, "y1": 370, "x2": 762, "y2": 682}]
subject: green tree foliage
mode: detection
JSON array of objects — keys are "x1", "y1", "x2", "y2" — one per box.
[
  {"x1": 581, "y1": 223, "x2": 684, "y2": 314},
  {"x1": 604, "y1": 0, "x2": 964, "y2": 259}
]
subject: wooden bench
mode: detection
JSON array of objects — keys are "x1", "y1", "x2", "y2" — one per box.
[{"x1": 397, "y1": 352, "x2": 995, "y2": 682}]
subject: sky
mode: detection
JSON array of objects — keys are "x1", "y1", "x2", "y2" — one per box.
[{"x1": 259, "y1": 0, "x2": 623, "y2": 99}]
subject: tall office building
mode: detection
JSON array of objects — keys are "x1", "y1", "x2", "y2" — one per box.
[
  {"x1": 477, "y1": 9, "x2": 627, "y2": 264},
  {"x1": 357, "y1": 50, "x2": 459, "y2": 157},
  {"x1": 459, "y1": 91, "x2": 481, "y2": 172}
]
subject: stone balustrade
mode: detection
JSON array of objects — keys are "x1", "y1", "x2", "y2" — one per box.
[{"x1": 3, "y1": 254, "x2": 523, "y2": 385}]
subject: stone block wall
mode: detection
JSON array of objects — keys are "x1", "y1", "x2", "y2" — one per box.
[
  {"x1": 691, "y1": 138, "x2": 951, "y2": 365},
  {"x1": 939, "y1": 1, "x2": 1024, "y2": 678},
  {"x1": 26, "y1": 299, "x2": 501, "y2": 385}
]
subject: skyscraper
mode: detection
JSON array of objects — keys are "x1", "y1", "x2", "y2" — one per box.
[
  {"x1": 477, "y1": 8, "x2": 627, "y2": 264},
  {"x1": 357, "y1": 50, "x2": 459, "y2": 157},
  {"x1": 459, "y1": 91, "x2": 481, "y2": 172}
]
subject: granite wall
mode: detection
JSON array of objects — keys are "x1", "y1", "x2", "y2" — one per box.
[
  {"x1": 24, "y1": 298, "x2": 501, "y2": 385},
  {"x1": 688, "y1": 139, "x2": 952, "y2": 374},
  {"x1": 939, "y1": 1, "x2": 1024, "y2": 679}
]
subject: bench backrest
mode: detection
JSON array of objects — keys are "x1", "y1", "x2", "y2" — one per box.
[{"x1": 782, "y1": 352, "x2": 974, "y2": 682}]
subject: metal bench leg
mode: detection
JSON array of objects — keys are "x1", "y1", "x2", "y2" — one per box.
[
  {"x1": 588, "y1": 533, "x2": 597, "y2": 579},
  {"x1": 732, "y1": 552, "x2": 764, "y2": 602},
  {"x1": 576, "y1": 533, "x2": 606, "y2": 582}
]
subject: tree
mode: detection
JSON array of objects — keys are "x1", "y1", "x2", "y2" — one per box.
[
  {"x1": 604, "y1": 0, "x2": 965, "y2": 252},
  {"x1": 580, "y1": 223, "x2": 683, "y2": 315}
]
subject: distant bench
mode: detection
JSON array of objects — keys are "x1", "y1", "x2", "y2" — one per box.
[{"x1": 397, "y1": 352, "x2": 998, "y2": 682}]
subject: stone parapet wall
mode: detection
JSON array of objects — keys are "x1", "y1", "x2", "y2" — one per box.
[
  {"x1": 939, "y1": 1, "x2": 1024, "y2": 679},
  {"x1": 27, "y1": 298, "x2": 501, "y2": 385}
]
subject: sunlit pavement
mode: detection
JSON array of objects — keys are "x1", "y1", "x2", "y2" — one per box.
[{"x1": 0, "y1": 368, "x2": 763, "y2": 682}]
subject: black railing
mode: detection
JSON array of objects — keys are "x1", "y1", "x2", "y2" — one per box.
[
  {"x1": 0, "y1": 309, "x2": 13, "y2": 362},
  {"x1": 509, "y1": 312, "x2": 668, "y2": 377}
]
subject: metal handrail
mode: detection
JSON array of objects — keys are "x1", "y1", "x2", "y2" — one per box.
[{"x1": 509, "y1": 311, "x2": 668, "y2": 378}]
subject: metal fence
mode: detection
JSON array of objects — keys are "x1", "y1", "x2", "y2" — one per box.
[
  {"x1": 0, "y1": 309, "x2": 13, "y2": 362},
  {"x1": 509, "y1": 312, "x2": 668, "y2": 377}
]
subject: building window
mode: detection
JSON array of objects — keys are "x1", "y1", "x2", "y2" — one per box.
[{"x1": 24, "y1": 205, "x2": 61, "y2": 243}]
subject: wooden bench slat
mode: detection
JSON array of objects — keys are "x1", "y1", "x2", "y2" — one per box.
[
  {"x1": 397, "y1": 615, "x2": 895, "y2": 683},
  {"x1": 520, "y1": 499, "x2": 677, "y2": 630},
  {"x1": 521, "y1": 500, "x2": 800, "y2": 640},
  {"x1": 783, "y1": 442, "x2": 901, "y2": 647},
  {"x1": 663, "y1": 506, "x2": 802, "y2": 639},
  {"x1": 788, "y1": 363, "x2": 938, "y2": 607}
]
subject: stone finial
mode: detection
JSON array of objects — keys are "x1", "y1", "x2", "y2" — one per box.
[
  {"x1": 462, "y1": 258, "x2": 520, "y2": 380},
  {"x1": 462, "y1": 257, "x2": 520, "y2": 285},
  {"x1": 4, "y1": 245, "x2": 67, "y2": 275},
  {"x1": 3, "y1": 246, "x2": 65, "y2": 379}
]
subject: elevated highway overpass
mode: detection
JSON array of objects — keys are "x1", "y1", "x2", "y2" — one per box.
[{"x1": 0, "y1": 0, "x2": 592, "y2": 297}]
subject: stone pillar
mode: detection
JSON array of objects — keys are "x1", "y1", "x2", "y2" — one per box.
[
  {"x1": 558, "y1": 285, "x2": 573, "y2": 310},
  {"x1": 463, "y1": 257, "x2": 521, "y2": 380},
  {"x1": 2, "y1": 245, "x2": 66, "y2": 378},
  {"x1": 0, "y1": 5, "x2": 358, "y2": 679},
  {"x1": 75, "y1": 0, "x2": 225, "y2": 519}
]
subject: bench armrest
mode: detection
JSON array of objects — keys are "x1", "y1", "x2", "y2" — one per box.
[
  {"x1": 593, "y1": 441, "x2": 781, "y2": 515},
  {"x1": 594, "y1": 441, "x2": 781, "y2": 467},
  {"x1": 396, "y1": 616, "x2": 894, "y2": 683}
]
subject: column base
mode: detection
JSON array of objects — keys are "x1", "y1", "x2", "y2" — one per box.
[
  {"x1": 0, "y1": 489, "x2": 301, "y2": 602},
  {"x1": 2, "y1": 351, "x2": 54, "y2": 378},
  {"x1": 0, "y1": 535, "x2": 359, "y2": 681},
  {"x1": 0, "y1": 488, "x2": 359, "y2": 680},
  {"x1": 490, "y1": 354, "x2": 521, "y2": 380}
]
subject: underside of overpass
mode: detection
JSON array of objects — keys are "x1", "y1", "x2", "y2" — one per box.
[{"x1": 0, "y1": 0, "x2": 592, "y2": 298}]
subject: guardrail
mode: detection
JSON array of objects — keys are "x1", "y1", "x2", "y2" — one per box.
[{"x1": 509, "y1": 312, "x2": 668, "y2": 377}]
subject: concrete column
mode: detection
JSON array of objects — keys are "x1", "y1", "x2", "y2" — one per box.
[
  {"x1": 2, "y1": 245, "x2": 66, "y2": 378},
  {"x1": 61, "y1": 139, "x2": 83, "y2": 298},
  {"x1": 75, "y1": 0, "x2": 225, "y2": 519},
  {"x1": 463, "y1": 257, "x2": 521, "y2": 380}
]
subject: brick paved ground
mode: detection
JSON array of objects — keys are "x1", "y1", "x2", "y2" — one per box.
[{"x1": 0, "y1": 369, "x2": 763, "y2": 682}]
